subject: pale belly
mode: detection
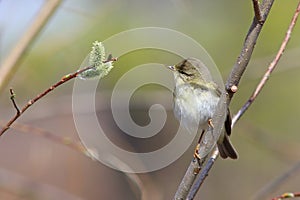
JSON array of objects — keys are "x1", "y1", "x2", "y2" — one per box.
[{"x1": 173, "y1": 84, "x2": 219, "y2": 134}]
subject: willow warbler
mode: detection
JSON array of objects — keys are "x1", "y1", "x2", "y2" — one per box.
[{"x1": 169, "y1": 58, "x2": 238, "y2": 159}]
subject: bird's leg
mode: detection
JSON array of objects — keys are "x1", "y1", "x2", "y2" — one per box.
[
  {"x1": 207, "y1": 118, "x2": 215, "y2": 140},
  {"x1": 194, "y1": 119, "x2": 215, "y2": 160},
  {"x1": 194, "y1": 130, "x2": 205, "y2": 160},
  {"x1": 208, "y1": 118, "x2": 214, "y2": 129}
]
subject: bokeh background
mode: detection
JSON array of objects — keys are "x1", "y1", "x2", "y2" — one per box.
[{"x1": 1, "y1": 0, "x2": 300, "y2": 199}]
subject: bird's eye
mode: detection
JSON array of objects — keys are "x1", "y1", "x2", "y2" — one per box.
[{"x1": 178, "y1": 70, "x2": 192, "y2": 76}]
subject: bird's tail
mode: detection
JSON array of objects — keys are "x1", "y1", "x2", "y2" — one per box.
[{"x1": 217, "y1": 134, "x2": 238, "y2": 159}]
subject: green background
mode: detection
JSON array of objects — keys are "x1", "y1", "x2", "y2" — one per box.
[{"x1": 0, "y1": 1, "x2": 300, "y2": 199}]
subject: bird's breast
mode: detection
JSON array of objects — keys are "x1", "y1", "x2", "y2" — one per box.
[{"x1": 173, "y1": 83, "x2": 219, "y2": 133}]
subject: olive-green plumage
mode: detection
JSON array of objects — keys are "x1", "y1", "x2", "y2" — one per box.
[{"x1": 169, "y1": 58, "x2": 238, "y2": 159}]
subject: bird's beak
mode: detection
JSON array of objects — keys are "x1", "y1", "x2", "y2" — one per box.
[{"x1": 167, "y1": 65, "x2": 176, "y2": 71}]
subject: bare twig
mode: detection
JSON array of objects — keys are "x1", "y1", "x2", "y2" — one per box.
[
  {"x1": 232, "y1": 0, "x2": 300, "y2": 126},
  {"x1": 105, "y1": 53, "x2": 118, "y2": 62},
  {"x1": 173, "y1": 1, "x2": 275, "y2": 199},
  {"x1": 173, "y1": 157, "x2": 206, "y2": 200},
  {"x1": 0, "y1": 54, "x2": 117, "y2": 136},
  {"x1": 272, "y1": 192, "x2": 300, "y2": 200},
  {"x1": 0, "y1": 0, "x2": 63, "y2": 93},
  {"x1": 225, "y1": 0, "x2": 274, "y2": 98},
  {"x1": 9, "y1": 88, "x2": 20, "y2": 115},
  {"x1": 253, "y1": 161, "x2": 300, "y2": 200},
  {"x1": 194, "y1": 0, "x2": 300, "y2": 194},
  {"x1": 0, "y1": 66, "x2": 92, "y2": 136},
  {"x1": 252, "y1": 0, "x2": 264, "y2": 24},
  {"x1": 187, "y1": 148, "x2": 219, "y2": 200}
]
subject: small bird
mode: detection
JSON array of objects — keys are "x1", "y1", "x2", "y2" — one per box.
[{"x1": 168, "y1": 58, "x2": 238, "y2": 159}]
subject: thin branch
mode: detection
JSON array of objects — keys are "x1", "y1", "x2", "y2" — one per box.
[
  {"x1": 0, "y1": 66, "x2": 92, "y2": 136},
  {"x1": 252, "y1": 0, "x2": 264, "y2": 24},
  {"x1": 173, "y1": 157, "x2": 206, "y2": 200},
  {"x1": 225, "y1": 0, "x2": 274, "y2": 99},
  {"x1": 173, "y1": 1, "x2": 275, "y2": 199},
  {"x1": 187, "y1": 148, "x2": 219, "y2": 200},
  {"x1": 0, "y1": 55, "x2": 117, "y2": 136},
  {"x1": 189, "y1": 0, "x2": 300, "y2": 197},
  {"x1": 232, "y1": 0, "x2": 300, "y2": 126},
  {"x1": 253, "y1": 161, "x2": 300, "y2": 200},
  {"x1": 0, "y1": 0, "x2": 63, "y2": 93},
  {"x1": 9, "y1": 88, "x2": 20, "y2": 115},
  {"x1": 272, "y1": 192, "x2": 300, "y2": 200},
  {"x1": 193, "y1": 0, "x2": 300, "y2": 194}
]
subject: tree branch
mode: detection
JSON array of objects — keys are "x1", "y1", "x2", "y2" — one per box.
[
  {"x1": 191, "y1": 0, "x2": 300, "y2": 196},
  {"x1": 173, "y1": 155, "x2": 208, "y2": 200},
  {"x1": 232, "y1": 0, "x2": 300, "y2": 126},
  {"x1": 0, "y1": 66, "x2": 93, "y2": 136},
  {"x1": 9, "y1": 88, "x2": 20, "y2": 115},
  {"x1": 252, "y1": 0, "x2": 264, "y2": 24},
  {"x1": 272, "y1": 192, "x2": 300, "y2": 200},
  {"x1": 174, "y1": 0, "x2": 275, "y2": 199},
  {"x1": 253, "y1": 161, "x2": 300, "y2": 200},
  {"x1": 0, "y1": 54, "x2": 117, "y2": 137},
  {"x1": 187, "y1": 148, "x2": 219, "y2": 199},
  {"x1": 226, "y1": 0, "x2": 274, "y2": 99}
]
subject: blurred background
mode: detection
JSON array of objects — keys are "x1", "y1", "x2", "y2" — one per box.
[{"x1": 1, "y1": 0, "x2": 300, "y2": 199}]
